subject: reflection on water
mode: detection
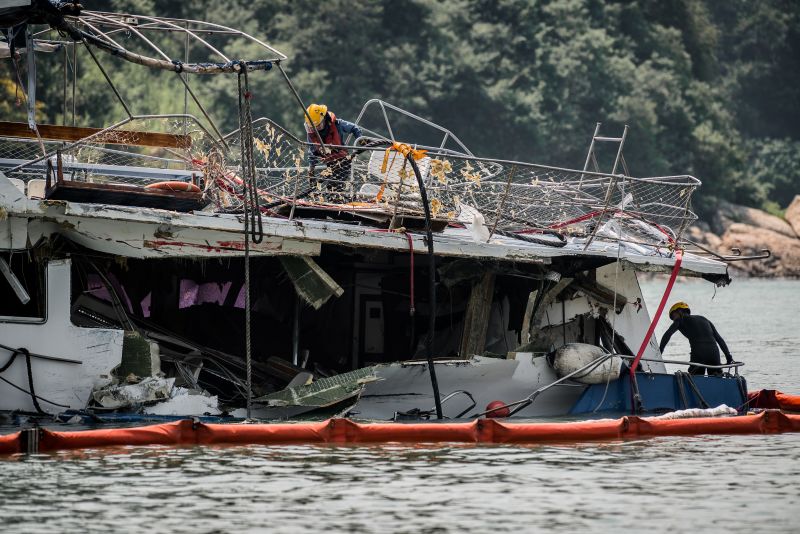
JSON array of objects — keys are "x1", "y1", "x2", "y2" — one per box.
[
  {"x1": 0, "y1": 280, "x2": 798, "y2": 533},
  {"x1": 1, "y1": 435, "x2": 798, "y2": 533}
]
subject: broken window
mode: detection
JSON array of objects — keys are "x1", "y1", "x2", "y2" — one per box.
[{"x1": 0, "y1": 253, "x2": 45, "y2": 320}]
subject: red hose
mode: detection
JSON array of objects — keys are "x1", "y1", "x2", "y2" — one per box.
[{"x1": 630, "y1": 249, "x2": 683, "y2": 378}]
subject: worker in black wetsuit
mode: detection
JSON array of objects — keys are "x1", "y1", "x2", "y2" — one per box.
[{"x1": 659, "y1": 301, "x2": 734, "y2": 376}]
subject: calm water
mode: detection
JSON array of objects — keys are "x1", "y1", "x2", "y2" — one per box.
[{"x1": 1, "y1": 279, "x2": 798, "y2": 533}]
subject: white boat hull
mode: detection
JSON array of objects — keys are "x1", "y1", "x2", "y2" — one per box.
[{"x1": 0, "y1": 260, "x2": 123, "y2": 414}]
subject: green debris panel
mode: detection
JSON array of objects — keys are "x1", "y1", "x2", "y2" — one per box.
[
  {"x1": 279, "y1": 256, "x2": 344, "y2": 310},
  {"x1": 255, "y1": 366, "x2": 379, "y2": 407}
]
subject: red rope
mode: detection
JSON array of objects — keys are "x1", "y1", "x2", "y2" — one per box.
[
  {"x1": 367, "y1": 229, "x2": 415, "y2": 316},
  {"x1": 630, "y1": 249, "x2": 683, "y2": 378},
  {"x1": 546, "y1": 210, "x2": 603, "y2": 230},
  {"x1": 405, "y1": 233, "x2": 415, "y2": 316}
]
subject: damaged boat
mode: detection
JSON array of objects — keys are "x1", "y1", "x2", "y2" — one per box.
[{"x1": 0, "y1": 3, "x2": 758, "y2": 423}]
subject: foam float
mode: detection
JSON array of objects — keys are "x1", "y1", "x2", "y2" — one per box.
[{"x1": 1, "y1": 409, "x2": 799, "y2": 455}]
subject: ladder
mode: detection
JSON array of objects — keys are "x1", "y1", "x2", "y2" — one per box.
[
  {"x1": 582, "y1": 122, "x2": 629, "y2": 177},
  {"x1": 580, "y1": 122, "x2": 629, "y2": 250}
]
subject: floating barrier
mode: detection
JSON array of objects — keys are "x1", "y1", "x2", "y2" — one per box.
[
  {"x1": 1, "y1": 410, "x2": 799, "y2": 455},
  {"x1": 747, "y1": 390, "x2": 800, "y2": 412}
]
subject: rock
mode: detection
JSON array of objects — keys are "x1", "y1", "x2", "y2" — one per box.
[
  {"x1": 786, "y1": 195, "x2": 800, "y2": 237},
  {"x1": 705, "y1": 231, "x2": 722, "y2": 250},
  {"x1": 711, "y1": 200, "x2": 797, "y2": 239},
  {"x1": 720, "y1": 223, "x2": 800, "y2": 277}
]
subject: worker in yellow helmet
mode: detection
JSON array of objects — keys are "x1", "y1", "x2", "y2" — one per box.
[
  {"x1": 659, "y1": 301, "x2": 735, "y2": 376},
  {"x1": 304, "y1": 104, "x2": 363, "y2": 200}
]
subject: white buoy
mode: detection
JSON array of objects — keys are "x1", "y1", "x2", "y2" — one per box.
[{"x1": 552, "y1": 343, "x2": 622, "y2": 384}]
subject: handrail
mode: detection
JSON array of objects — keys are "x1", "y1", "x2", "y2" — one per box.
[
  {"x1": 468, "y1": 353, "x2": 745, "y2": 419},
  {"x1": 6, "y1": 114, "x2": 221, "y2": 175},
  {"x1": 350, "y1": 99, "x2": 474, "y2": 156},
  {"x1": 619, "y1": 354, "x2": 744, "y2": 373},
  {"x1": 469, "y1": 352, "x2": 619, "y2": 418}
]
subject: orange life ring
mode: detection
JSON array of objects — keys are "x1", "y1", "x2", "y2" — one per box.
[{"x1": 145, "y1": 181, "x2": 201, "y2": 193}]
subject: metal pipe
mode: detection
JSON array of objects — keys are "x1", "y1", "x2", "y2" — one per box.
[
  {"x1": 71, "y1": 42, "x2": 77, "y2": 126},
  {"x1": 292, "y1": 294, "x2": 300, "y2": 366},
  {"x1": 62, "y1": 45, "x2": 67, "y2": 126},
  {"x1": 85, "y1": 10, "x2": 288, "y2": 60},
  {"x1": 274, "y1": 62, "x2": 327, "y2": 151},
  {"x1": 175, "y1": 74, "x2": 227, "y2": 148},
  {"x1": 83, "y1": 43, "x2": 133, "y2": 118}
]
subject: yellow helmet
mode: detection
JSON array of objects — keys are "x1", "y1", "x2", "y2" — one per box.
[
  {"x1": 669, "y1": 301, "x2": 690, "y2": 315},
  {"x1": 305, "y1": 104, "x2": 328, "y2": 129}
]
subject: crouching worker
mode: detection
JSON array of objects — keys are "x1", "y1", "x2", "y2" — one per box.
[
  {"x1": 304, "y1": 104, "x2": 363, "y2": 200},
  {"x1": 659, "y1": 301, "x2": 734, "y2": 376}
]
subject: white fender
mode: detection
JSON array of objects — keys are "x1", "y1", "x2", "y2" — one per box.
[{"x1": 552, "y1": 343, "x2": 622, "y2": 385}]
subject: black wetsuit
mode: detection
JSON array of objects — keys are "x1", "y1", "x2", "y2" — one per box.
[{"x1": 659, "y1": 315, "x2": 732, "y2": 376}]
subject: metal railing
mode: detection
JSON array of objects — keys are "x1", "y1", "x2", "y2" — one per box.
[
  {"x1": 469, "y1": 353, "x2": 744, "y2": 418},
  {"x1": 220, "y1": 117, "x2": 700, "y2": 245}
]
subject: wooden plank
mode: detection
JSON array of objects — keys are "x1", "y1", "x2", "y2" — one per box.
[
  {"x1": 0, "y1": 121, "x2": 192, "y2": 149},
  {"x1": 458, "y1": 271, "x2": 496, "y2": 358}
]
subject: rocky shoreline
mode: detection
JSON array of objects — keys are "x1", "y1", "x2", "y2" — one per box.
[{"x1": 686, "y1": 196, "x2": 800, "y2": 278}]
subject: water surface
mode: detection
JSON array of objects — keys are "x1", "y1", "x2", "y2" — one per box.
[{"x1": 0, "y1": 279, "x2": 798, "y2": 533}]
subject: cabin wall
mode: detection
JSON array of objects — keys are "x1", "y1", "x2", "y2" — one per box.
[{"x1": 0, "y1": 259, "x2": 123, "y2": 413}]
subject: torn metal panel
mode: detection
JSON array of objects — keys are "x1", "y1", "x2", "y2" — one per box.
[
  {"x1": 279, "y1": 256, "x2": 344, "y2": 310},
  {"x1": 256, "y1": 366, "x2": 379, "y2": 408}
]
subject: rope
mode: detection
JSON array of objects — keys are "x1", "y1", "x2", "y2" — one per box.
[
  {"x1": 675, "y1": 371, "x2": 686, "y2": 408},
  {"x1": 404, "y1": 233, "x2": 416, "y2": 317},
  {"x1": 366, "y1": 228, "x2": 417, "y2": 351},
  {"x1": 237, "y1": 63, "x2": 261, "y2": 420},
  {"x1": 629, "y1": 248, "x2": 683, "y2": 413},
  {"x1": 677, "y1": 371, "x2": 710, "y2": 409},
  {"x1": 237, "y1": 65, "x2": 263, "y2": 244}
]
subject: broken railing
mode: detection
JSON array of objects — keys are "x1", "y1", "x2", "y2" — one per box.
[
  {"x1": 218, "y1": 118, "x2": 700, "y2": 247},
  {"x1": 0, "y1": 111, "x2": 701, "y2": 250},
  {"x1": 2, "y1": 114, "x2": 221, "y2": 190}
]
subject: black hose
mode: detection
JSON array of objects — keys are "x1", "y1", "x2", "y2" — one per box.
[
  {"x1": 0, "y1": 347, "x2": 48, "y2": 414},
  {"x1": 0, "y1": 348, "x2": 20, "y2": 373},
  {"x1": 21, "y1": 348, "x2": 46, "y2": 415},
  {"x1": 496, "y1": 229, "x2": 568, "y2": 248},
  {"x1": 406, "y1": 153, "x2": 443, "y2": 420}
]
